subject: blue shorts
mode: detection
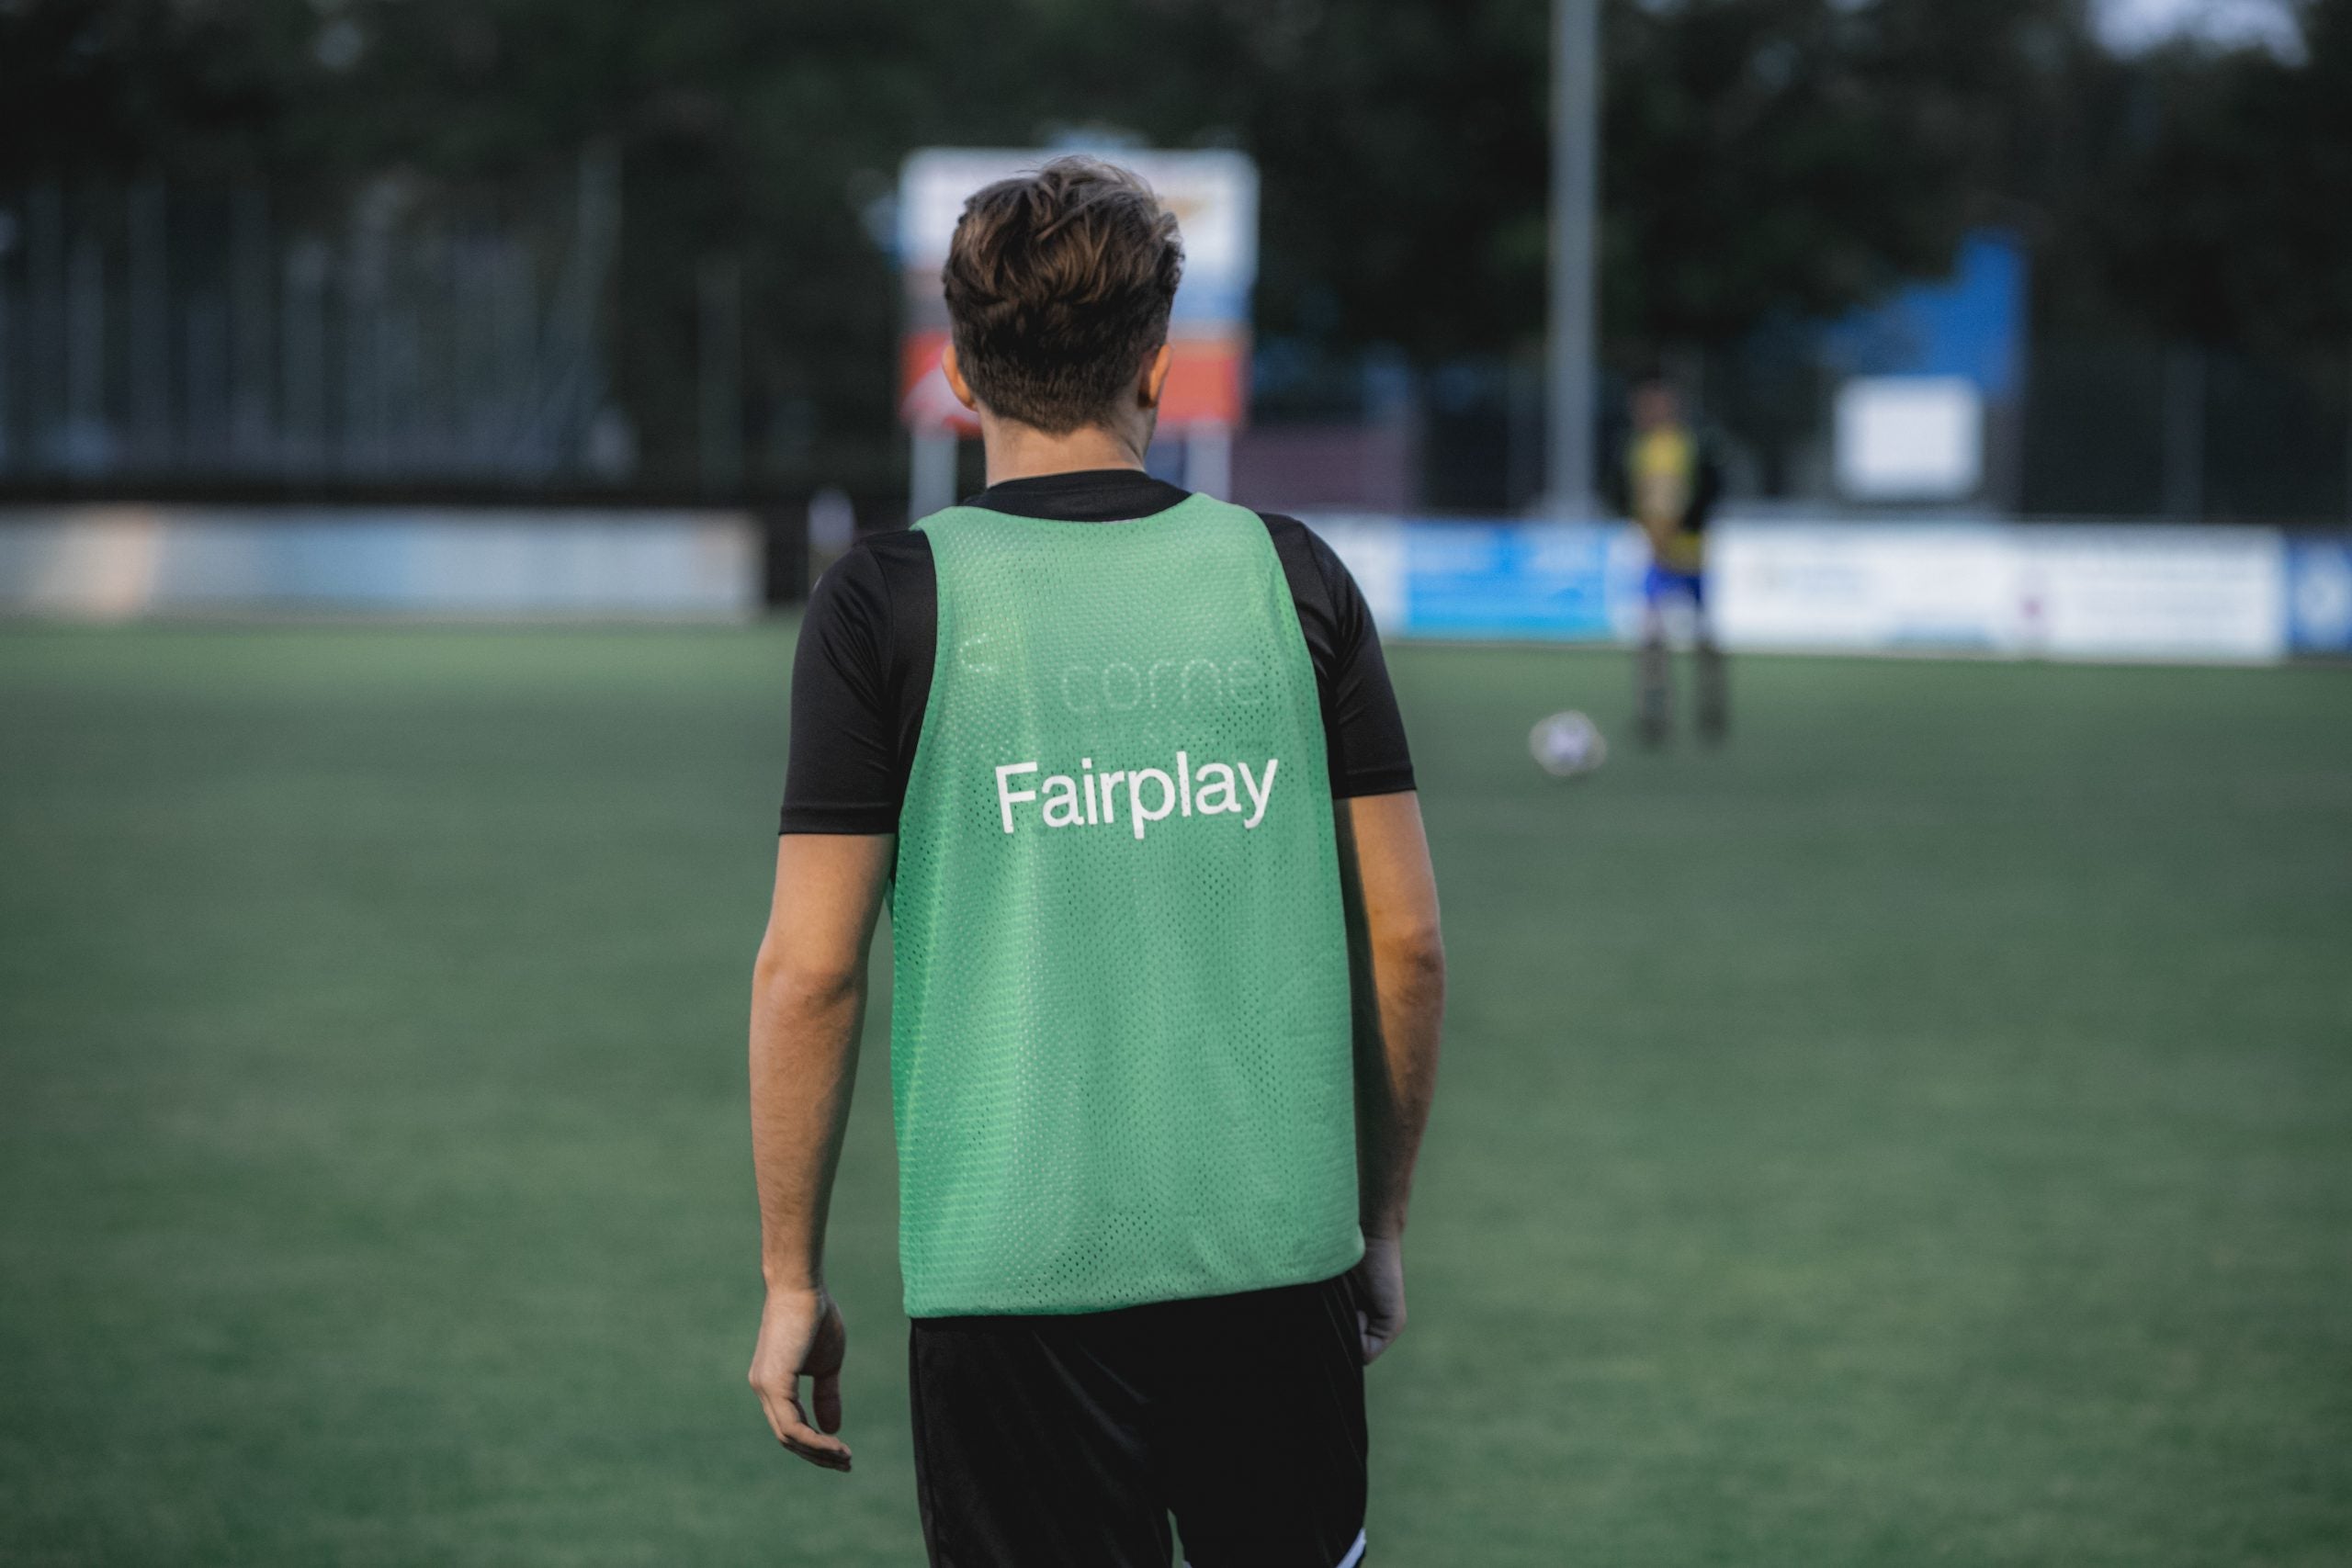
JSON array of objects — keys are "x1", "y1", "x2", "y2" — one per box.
[{"x1": 1644, "y1": 562, "x2": 1707, "y2": 607}]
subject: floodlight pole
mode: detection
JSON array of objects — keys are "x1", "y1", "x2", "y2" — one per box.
[
  {"x1": 1548, "y1": 0, "x2": 1602, "y2": 520},
  {"x1": 910, "y1": 428, "x2": 958, "y2": 523}
]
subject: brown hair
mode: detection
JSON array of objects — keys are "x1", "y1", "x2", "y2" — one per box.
[{"x1": 942, "y1": 156, "x2": 1184, "y2": 434}]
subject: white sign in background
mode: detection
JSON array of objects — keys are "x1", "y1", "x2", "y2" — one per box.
[
  {"x1": 0, "y1": 508, "x2": 759, "y2": 618},
  {"x1": 2011, "y1": 527, "x2": 2285, "y2": 661},
  {"x1": 1714, "y1": 522, "x2": 2285, "y2": 661},
  {"x1": 1834, "y1": 377, "x2": 1987, "y2": 502},
  {"x1": 1712, "y1": 525, "x2": 2018, "y2": 652},
  {"x1": 897, "y1": 149, "x2": 1258, "y2": 310}
]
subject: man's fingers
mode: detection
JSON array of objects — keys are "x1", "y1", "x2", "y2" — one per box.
[
  {"x1": 813, "y1": 1369, "x2": 844, "y2": 1434},
  {"x1": 775, "y1": 1411, "x2": 854, "y2": 1471},
  {"x1": 752, "y1": 1383, "x2": 796, "y2": 1444},
  {"x1": 1360, "y1": 1307, "x2": 1405, "y2": 1364},
  {"x1": 755, "y1": 1383, "x2": 854, "y2": 1471},
  {"x1": 783, "y1": 1429, "x2": 854, "y2": 1472}
]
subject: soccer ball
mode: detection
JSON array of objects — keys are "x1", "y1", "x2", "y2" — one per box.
[{"x1": 1529, "y1": 710, "x2": 1608, "y2": 779}]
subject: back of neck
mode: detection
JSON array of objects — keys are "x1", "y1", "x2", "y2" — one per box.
[{"x1": 978, "y1": 417, "x2": 1148, "y2": 487}]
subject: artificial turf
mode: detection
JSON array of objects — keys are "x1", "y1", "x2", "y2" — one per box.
[{"x1": 1, "y1": 625, "x2": 2346, "y2": 1566}]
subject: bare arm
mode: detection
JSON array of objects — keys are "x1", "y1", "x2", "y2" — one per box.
[
  {"x1": 1334, "y1": 791, "x2": 1446, "y2": 1362},
  {"x1": 746, "y1": 832, "x2": 893, "y2": 1472}
]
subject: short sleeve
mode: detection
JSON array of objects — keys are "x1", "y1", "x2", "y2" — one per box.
[
  {"x1": 1259, "y1": 513, "x2": 1417, "y2": 799},
  {"x1": 780, "y1": 545, "x2": 904, "y2": 834},
  {"x1": 1309, "y1": 533, "x2": 1417, "y2": 798}
]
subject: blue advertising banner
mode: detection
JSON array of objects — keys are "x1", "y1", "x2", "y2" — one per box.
[
  {"x1": 2287, "y1": 536, "x2": 2352, "y2": 653},
  {"x1": 1399, "y1": 521, "x2": 1634, "y2": 641}
]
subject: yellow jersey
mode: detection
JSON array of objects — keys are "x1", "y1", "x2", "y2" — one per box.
[{"x1": 1631, "y1": 425, "x2": 1706, "y2": 574}]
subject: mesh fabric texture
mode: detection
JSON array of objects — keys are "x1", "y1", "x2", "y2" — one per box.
[{"x1": 892, "y1": 493, "x2": 1361, "y2": 1317}]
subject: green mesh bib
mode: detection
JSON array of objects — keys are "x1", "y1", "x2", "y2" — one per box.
[{"x1": 890, "y1": 492, "x2": 1362, "y2": 1317}]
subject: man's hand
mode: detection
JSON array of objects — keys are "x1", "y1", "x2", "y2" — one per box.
[
  {"x1": 1351, "y1": 1235, "x2": 1407, "y2": 1364},
  {"x1": 749, "y1": 1286, "x2": 853, "y2": 1472}
]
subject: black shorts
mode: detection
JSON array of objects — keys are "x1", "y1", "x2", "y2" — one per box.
[{"x1": 910, "y1": 1273, "x2": 1368, "y2": 1568}]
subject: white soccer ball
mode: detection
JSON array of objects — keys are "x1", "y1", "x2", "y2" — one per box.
[{"x1": 1529, "y1": 710, "x2": 1608, "y2": 779}]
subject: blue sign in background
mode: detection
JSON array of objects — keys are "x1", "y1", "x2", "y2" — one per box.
[
  {"x1": 1400, "y1": 522, "x2": 1626, "y2": 640},
  {"x1": 1826, "y1": 230, "x2": 2028, "y2": 400},
  {"x1": 2288, "y1": 536, "x2": 2352, "y2": 653}
]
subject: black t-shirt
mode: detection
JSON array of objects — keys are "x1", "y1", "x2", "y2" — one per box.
[{"x1": 780, "y1": 468, "x2": 1416, "y2": 834}]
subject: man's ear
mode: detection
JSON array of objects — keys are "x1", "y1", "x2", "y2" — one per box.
[
  {"x1": 1138, "y1": 343, "x2": 1173, "y2": 410},
  {"x1": 941, "y1": 344, "x2": 981, "y2": 412}
]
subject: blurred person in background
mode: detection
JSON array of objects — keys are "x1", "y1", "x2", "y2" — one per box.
[
  {"x1": 1611, "y1": 378, "x2": 1727, "y2": 748},
  {"x1": 744, "y1": 157, "x2": 1445, "y2": 1568}
]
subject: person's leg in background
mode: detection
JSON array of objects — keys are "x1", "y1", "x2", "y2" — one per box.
[
  {"x1": 1691, "y1": 570, "x2": 1728, "y2": 744},
  {"x1": 1637, "y1": 563, "x2": 1675, "y2": 750}
]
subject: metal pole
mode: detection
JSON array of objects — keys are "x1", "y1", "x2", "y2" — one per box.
[
  {"x1": 128, "y1": 183, "x2": 170, "y2": 468},
  {"x1": 28, "y1": 185, "x2": 63, "y2": 471},
  {"x1": 282, "y1": 240, "x2": 329, "y2": 477},
  {"x1": 910, "y1": 429, "x2": 958, "y2": 522},
  {"x1": 1548, "y1": 0, "x2": 1602, "y2": 520},
  {"x1": 232, "y1": 188, "x2": 273, "y2": 468},
  {"x1": 1185, "y1": 423, "x2": 1233, "y2": 500},
  {"x1": 697, "y1": 254, "x2": 742, "y2": 495},
  {"x1": 2162, "y1": 343, "x2": 2203, "y2": 521},
  {"x1": 65, "y1": 231, "x2": 107, "y2": 473},
  {"x1": 0, "y1": 244, "x2": 11, "y2": 473}
]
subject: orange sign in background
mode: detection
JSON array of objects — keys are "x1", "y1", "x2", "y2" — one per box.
[{"x1": 898, "y1": 330, "x2": 1248, "y2": 435}]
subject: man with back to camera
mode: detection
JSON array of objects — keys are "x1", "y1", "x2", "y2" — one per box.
[
  {"x1": 743, "y1": 157, "x2": 1446, "y2": 1566},
  {"x1": 1611, "y1": 377, "x2": 1727, "y2": 748}
]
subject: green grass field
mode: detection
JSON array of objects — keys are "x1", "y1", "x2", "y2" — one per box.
[{"x1": 3, "y1": 625, "x2": 2347, "y2": 1567}]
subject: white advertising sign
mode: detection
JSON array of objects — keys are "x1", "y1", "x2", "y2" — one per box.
[
  {"x1": 2013, "y1": 527, "x2": 2285, "y2": 661},
  {"x1": 898, "y1": 149, "x2": 1258, "y2": 311},
  {"x1": 1714, "y1": 521, "x2": 2286, "y2": 662},
  {"x1": 1835, "y1": 376, "x2": 1985, "y2": 502},
  {"x1": 1713, "y1": 524, "x2": 2016, "y2": 651},
  {"x1": 0, "y1": 507, "x2": 759, "y2": 619}
]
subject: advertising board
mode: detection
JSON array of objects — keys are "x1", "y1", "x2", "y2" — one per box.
[
  {"x1": 1307, "y1": 513, "x2": 2300, "y2": 663},
  {"x1": 0, "y1": 507, "x2": 759, "y2": 618},
  {"x1": 2287, "y1": 536, "x2": 2352, "y2": 654},
  {"x1": 1400, "y1": 521, "x2": 1634, "y2": 641},
  {"x1": 2011, "y1": 527, "x2": 2285, "y2": 661},
  {"x1": 896, "y1": 149, "x2": 1258, "y2": 435},
  {"x1": 1710, "y1": 524, "x2": 2015, "y2": 651}
]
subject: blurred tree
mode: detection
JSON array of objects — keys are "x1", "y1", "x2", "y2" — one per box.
[
  {"x1": 1600, "y1": 0, "x2": 2070, "y2": 354},
  {"x1": 2033, "y1": 0, "x2": 2352, "y2": 351},
  {"x1": 0, "y1": 1, "x2": 308, "y2": 185},
  {"x1": 6, "y1": 0, "x2": 2344, "y2": 493}
]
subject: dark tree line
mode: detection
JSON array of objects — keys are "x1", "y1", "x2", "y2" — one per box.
[{"x1": 4, "y1": 0, "x2": 2347, "y2": 491}]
